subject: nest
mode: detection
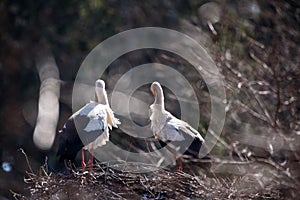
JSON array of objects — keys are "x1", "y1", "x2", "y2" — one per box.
[
  {"x1": 12, "y1": 150, "x2": 296, "y2": 199},
  {"x1": 15, "y1": 161, "x2": 288, "y2": 200}
]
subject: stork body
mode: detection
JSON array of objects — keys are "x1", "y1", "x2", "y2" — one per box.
[
  {"x1": 57, "y1": 80, "x2": 120, "y2": 170},
  {"x1": 149, "y1": 82, "x2": 206, "y2": 170}
]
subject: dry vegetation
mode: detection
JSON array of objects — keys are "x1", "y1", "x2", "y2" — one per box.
[
  {"x1": 13, "y1": 161, "x2": 290, "y2": 200},
  {"x1": 1, "y1": 0, "x2": 299, "y2": 199},
  {"x1": 11, "y1": 149, "x2": 298, "y2": 200}
]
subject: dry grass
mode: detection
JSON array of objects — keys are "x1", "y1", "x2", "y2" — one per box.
[{"x1": 12, "y1": 159, "x2": 296, "y2": 200}]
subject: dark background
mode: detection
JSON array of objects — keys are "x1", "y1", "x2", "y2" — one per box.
[{"x1": 0, "y1": 0, "x2": 299, "y2": 199}]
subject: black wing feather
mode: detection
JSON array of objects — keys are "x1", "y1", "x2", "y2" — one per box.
[{"x1": 57, "y1": 117, "x2": 83, "y2": 162}]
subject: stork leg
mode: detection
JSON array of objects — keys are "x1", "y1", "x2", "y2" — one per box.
[
  {"x1": 177, "y1": 157, "x2": 183, "y2": 172},
  {"x1": 81, "y1": 149, "x2": 86, "y2": 169},
  {"x1": 173, "y1": 153, "x2": 182, "y2": 172},
  {"x1": 88, "y1": 150, "x2": 94, "y2": 172}
]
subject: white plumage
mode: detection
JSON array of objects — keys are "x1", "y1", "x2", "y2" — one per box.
[
  {"x1": 75, "y1": 102, "x2": 105, "y2": 132},
  {"x1": 57, "y1": 79, "x2": 120, "y2": 169},
  {"x1": 149, "y1": 82, "x2": 204, "y2": 143},
  {"x1": 149, "y1": 81, "x2": 205, "y2": 170},
  {"x1": 150, "y1": 104, "x2": 185, "y2": 142},
  {"x1": 77, "y1": 80, "x2": 120, "y2": 151}
]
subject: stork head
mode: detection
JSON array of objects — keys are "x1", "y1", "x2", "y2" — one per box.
[
  {"x1": 150, "y1": 81, "x2": 164, "y2": 107},
  {"x1": 95, "y1": 79, "x2": 105, "y2": 89},
  {"x1": 95, "y1": 79, "x2": 108, "y2": 104}
]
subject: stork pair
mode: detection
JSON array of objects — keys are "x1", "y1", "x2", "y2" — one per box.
[{"x1": 57, "y1": 79, "x2": 206, "y2": 171}]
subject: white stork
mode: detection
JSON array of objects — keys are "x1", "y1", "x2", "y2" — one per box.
[
  {"x1": 149, "y1": 81, "x2": 206, "y2": 171},
  {"x1": 57, "y1": 79, "x2": 120, "y2": 170}
]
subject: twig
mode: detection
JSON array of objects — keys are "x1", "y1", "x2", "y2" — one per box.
[
  {"x1": 139, "y1": 176, "x2": 155, "y2": 198},
  {"x1": 208, "y1": 158, "x2": 254, "y2": 165},
  {"x1": 234, "y1": 100, "x2": 267, "y2": 122},
  {"x1": 18, "y1": 148, "x2": 34, "y2": 174},
  {"x1": 39, "y1": 166, "x2": 49, "y2": 177},
  {"x1": 273, "y1": 60, "x2": 281, "y2": 128},
  {"x1": 256, "y1": 157, "x2": 300, "y2": 188},
  {"x1": 224, "y1": 62, "x2": 274, "y2": 126},
  {"x1": 10, "y1": 190, "x2": 26, "y2": 200},
  {"x1": 249, "y1": 51, "x2": 273, "y2": 75}
]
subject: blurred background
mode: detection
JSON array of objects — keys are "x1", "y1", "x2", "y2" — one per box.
[{"x1": 0, "y1": 0, "x2": 299, "y2": 199}]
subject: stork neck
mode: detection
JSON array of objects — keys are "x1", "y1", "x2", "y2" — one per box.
[
  {"x1": 151, "y1": 103, "x2": 165, "y2": 112},
  {"x1": 154, "y1": 90, "x2": 165, "y2": 109},
  {"x1": 153, "y1": 95, "x2": 165, "y2": 110},
  {"x1": 96, "y1": 89, "x2": 109, "y2": 105},
  {"x1": 154, "y1": 99, "x2": 164, "y2": 109}
]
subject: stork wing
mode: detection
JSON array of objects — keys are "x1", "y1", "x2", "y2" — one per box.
[
  {"x1": 84, "y1": 116, "x2": 105, "y2": 132},
  {"x1": 159, "y1": 115, "x2": 184, "y2": 141},
  {"x1": 74, "y1": 102, "x2": 98, "y2": 116},
  {"x1": 72, "y1": 102, "x2": 106, "y2": 132},
  {"x1": 83, "y1": 105, "x2": 107, "y2": 132},
  {"x1": 165, "y1": 114, "x2": 204, "y2": 142}
]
